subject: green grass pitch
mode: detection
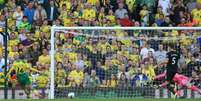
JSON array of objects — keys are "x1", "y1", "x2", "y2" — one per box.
[{"x1": 1, "y1": 98, "x2": 200, "y2": 101}]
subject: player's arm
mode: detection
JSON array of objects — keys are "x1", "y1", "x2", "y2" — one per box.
[
  {"x1": 29, "y1": 67, "x2": 41, "y2": 73},
  {"x1": 6, "y1": 68, "x2": 14, "y2": 78}
]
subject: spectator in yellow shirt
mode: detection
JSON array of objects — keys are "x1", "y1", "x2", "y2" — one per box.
[
  {"x1": 68, "y1": 66, "x2": 84, "y2": 87},
  {"x1": 82, "y1": 3, "x2": 96, "y2": 21},
  {"x1": 142, "y1": 60, "x2": 156, "y2": 80},
  {"x1": 106, "y1": 9, "x2": 116, "y2": 25},
  {"x1": 107, "y1": 74, "x2": 117, "y2": 88},
  {"x1": 38, "y1": 49, "x2": 50, "y2": 64},
  {"x1": 191, "y1": 4, "x2": 201, "y2": 25}
]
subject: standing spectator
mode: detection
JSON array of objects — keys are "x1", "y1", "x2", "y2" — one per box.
[
  {"x1": 139, "y1": 5, "x2": 149, "y2": 26},
  {"x1": 115, "y1": 3, "x2": 128, "y2": 19},
  {"x1": 13, "y1": 6, "x2": 24, "y2": 27},
  {"x1": 154, "y1": 44, "x2": 167, "y2": 64},
  {"x1": 161, "y1": 16, "x2": 172, "y2": 26},
  {"x1": 82, "y1": 3, "x2": 96, "y2": 21},
  {"x1": 33, "y1": 4, "x2": 47, "y2": 26},
  {"x1": 158, "y1": 0, "x2": 171, "y2": 16},
  {"x1": 131, "y1": 68, "x2": 148, "y2": 87},
  {"x1": 156, "y1": 14, "x2": 165, "y2": 26},
  {"x1": 191, "y1": 3, "x2": 201, "y2": 25},
  {"x1": 0, "y1": 15, "x2": 5, "y2": 28},
  {"x1": 24, "y1": 1, "x2": 35, "y2": 24},
  {"x1": 46, "y1": 0, "x2": 59, "y2": 23},
  {"x1": 106, "y1": 9, "x2": 116, "y2": 25},
  {"x1": 89, "y1": 70, "x2": 100, "y2": 88},
  {"x1": 140, "y1": 43, "x2": 155, "y2": 60},
  {"x1": 171, "y1": 0, "x2": 185, "y2": 25},
  {"x1": 187, "y1": 0, "x2": 197, "y2": 13}
]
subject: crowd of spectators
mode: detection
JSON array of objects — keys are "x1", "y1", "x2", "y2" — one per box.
[{"x1": 0, "y1": 0, "x2": 200, "y2": 91}]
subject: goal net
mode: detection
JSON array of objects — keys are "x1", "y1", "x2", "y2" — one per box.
[{"x1": 50, "y1": 27, "x2": 201, "y2": 99}]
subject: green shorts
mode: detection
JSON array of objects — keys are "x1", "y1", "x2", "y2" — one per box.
[{"x1": 17, "y1": 72, "x2": 31, "y2": 86}]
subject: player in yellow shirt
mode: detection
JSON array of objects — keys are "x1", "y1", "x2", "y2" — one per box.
[{"x1": 7, "y1": 60, "x2": 41, "y2": 99}]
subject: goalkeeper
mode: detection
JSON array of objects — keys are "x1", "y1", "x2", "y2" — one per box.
[{"x1": 7, "y1": 60, "x2": 41, "y2": 99}]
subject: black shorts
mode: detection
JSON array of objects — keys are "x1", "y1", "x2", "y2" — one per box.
[{"x1": 166, "y1": 71, "x2": 177, "y2": 83}]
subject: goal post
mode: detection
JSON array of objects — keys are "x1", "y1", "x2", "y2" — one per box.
[{"x1": 50, "y1": 27, "x2": 201, "y2": 99}]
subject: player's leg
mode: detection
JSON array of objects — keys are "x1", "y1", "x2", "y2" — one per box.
[
  {"x1": 166, "y1": 71, "x2": 177, "y2": 94},
  {"x1": 185, "y1": 82, "x2": 201, "y2": 94},
  {"x1": 154, "y1": 71, "x2": 166, "y2": 80},
  {"x1": 17, "y1": 72, "x2": 32, "y2": 99}
]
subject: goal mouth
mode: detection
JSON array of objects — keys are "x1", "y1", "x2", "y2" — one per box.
[{"x1": 50, "y1": 27, "x2": 201, "y2": 99}]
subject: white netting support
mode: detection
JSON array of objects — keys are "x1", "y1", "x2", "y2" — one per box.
[{"x1": 49, "y1": 27, "x2": 201, "y2": 99}]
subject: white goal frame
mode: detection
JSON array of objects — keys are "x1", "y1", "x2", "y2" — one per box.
[{"x1": 49, "y1": 26, "x2": 201, "y2": 99}]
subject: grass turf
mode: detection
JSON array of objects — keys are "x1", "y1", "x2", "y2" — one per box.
[{"x1": 0, "y1": 98, "x2": 200, "y2": 101}]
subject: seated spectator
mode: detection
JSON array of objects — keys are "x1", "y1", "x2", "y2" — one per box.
[
  {"x1": 117, "y1": 64, "x2": 129, "y2": 80},
  {"x1": 56, "y1": 62, "x2": 66, "y2": 87},
  {"x1": 117, "y1": 73, "x2": 129, "y2": 89},
  {"x1": 68, "y1": 65, "x2": 84, "y2": 87},
  {"x1": 83, "y1": 72, "x2": 90, "y2": 88},
  {"x1": 107, "y1": 74, "x2": 117, "y2": 88},
  {"x1": 118, "y1": 14, "x2": 134, "y2": 26},
  {"x1": 99, "y1": 79, "x2": 108, "y2": 87},
  {"x1": 38, "y1": 48, "x2": 50, "y2": 64},
  {"x1": 142, "y1": 62, "x2": 156, "y2": 80},
  {"x1": 131, "y1": 68, "x2": 148, "y2": 87}
]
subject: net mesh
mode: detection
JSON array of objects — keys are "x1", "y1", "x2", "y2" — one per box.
[{"x1": 52, "y1": 28, "x2": 201, "y2": 99}]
